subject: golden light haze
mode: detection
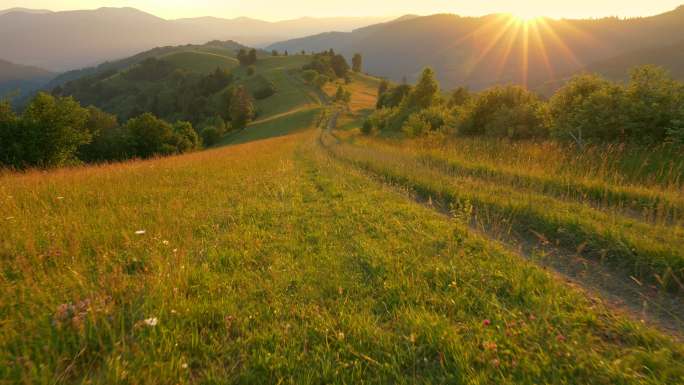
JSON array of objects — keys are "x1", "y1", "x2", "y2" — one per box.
[{"x1": 2, "y1": 0, "x2": 682, "y2": 21}]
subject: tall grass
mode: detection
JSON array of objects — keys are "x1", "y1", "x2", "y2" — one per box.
[
  {"x1": 2, "y1": 127, "x2": 684, "y2": 384},
  {"x1": 323, "y1": 131, "x2": 684, "y2": 291}
]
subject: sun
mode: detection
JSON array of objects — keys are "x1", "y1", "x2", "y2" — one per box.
[{"x1": 509, "y1": 11, "x2": 543, "y2": 23}]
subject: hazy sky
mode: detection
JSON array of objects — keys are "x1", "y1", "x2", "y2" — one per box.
[{"x1": 2, "y1": 0, "x2": 682, "y2": 21}]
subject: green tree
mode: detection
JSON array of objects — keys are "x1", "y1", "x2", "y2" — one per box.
[
  {"x1": 172, "y1": 121, "x2": 200, "y2": 153},
  {"x1": 125, "y1": 113, "x2": 177, "y2": 158},
  {"x1": 330, "y1": 54, "x2": 350, "y2": 78},
  {"x1": 13, "y1": 93, "x2": 91, "y2": 167},
  {"x1": 459, "y1": 85, "x2": 548, "y2": 139},
  {"x1": 271, "y1": 50, "x2": 279, "y2": 56},
  {"x1": 201, "y1": 126, "x2": 221, "y2": 146},
  {"x1": 77, "y1": 106, "x2": 124, "y2": 162},
  {"x1": 335, "y1": 85, "x2": 351, "y2": 104},
  {"x1": 229, "y1": 86, "x2": 255, "y2": 130},
  {"x1": 409, "y1": 68, "x2": 440, "y2": 109},
  {"x1": 248, "y1": 49, "x2": 258, "y2": 65},
  {"x1": 352, "y1": 53, "x2": 363, "y2": 72},
  {"x1": 549, "y1": 74, "x2": 629, "y2": 144},
  {"x1": 448, "y1": 87, "x2": 471, "y2": 107},
  {"x1": 378, "y1": 79, "x2": 390, "y2": 97},
  {"x1": 625, "y1": 65, "x2": 684, "y2": 142}
]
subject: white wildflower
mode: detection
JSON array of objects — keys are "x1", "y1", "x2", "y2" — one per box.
[
  {"x1": 135, "y1": 230, "x2": 146, "y2": 235},
  {"x1": 144, "y1": 317, "x2": 158, "y2": 326}
]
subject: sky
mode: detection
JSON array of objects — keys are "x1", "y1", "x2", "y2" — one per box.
[{"x1": 1, "y1": 0, "x2": 682, "y2": 21}]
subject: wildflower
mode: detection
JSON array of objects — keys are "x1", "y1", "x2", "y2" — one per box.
[
  {"x1": 181, "y1": 363, "x2": 188, "y2": 369},
  {"x1": 5, "y1": 216, "x2": 14, "y2": 220},
  {"x1": 162, "y1": 240, "x2": 169, "y2": 245},
  {"x1": 56, "y1": 196, "x2": 64, "y2": 200},
  {"x1": 483, "y1": 319, "x2": 491, "y2": 327},
  {"x1": 484, "y1": 341, "x2": 498, "y2": 351},
  {"x1": 337, "y1": 331, "x2": 345, "y2": 340},
  {"x1": 556, "y1": 334, "x2": 566, "y2": 342},
  {"x1": 491, "y1": 358, "x2": 500, "y2": 368},
  {"x1": 135, "y1": 230, "x2": 146, "y2": 235},
  {"x1": 144, "y1": 317, "x2": 158, "y2": 326}
]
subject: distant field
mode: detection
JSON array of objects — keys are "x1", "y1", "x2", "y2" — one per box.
[
  {"x1": 161, "y1": 51, "x2": 239, "y2": 73},
  {"x1": 2, "y1": 70, "x2": 684, "y2": 384}
]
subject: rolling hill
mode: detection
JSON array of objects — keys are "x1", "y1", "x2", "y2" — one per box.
[
  {"x1": 0, "y1": 7, "x2": 391, "y2": 72},
  {"x1": 0, "y1": 59, "x2": 55, "y2": 101},
  {"x1": 2, "y1": 61, "x2": 684, "y2": 383},
  {"x1": 268, "y1": 6, "x2": 684, "y2": 90}
]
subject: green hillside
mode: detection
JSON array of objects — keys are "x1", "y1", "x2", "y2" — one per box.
[
  {"x1": 2, "y1": 69, "x2": 684, "y2": 384},
  {"x1": 160, "y1": 51, "x2": 239, "y2": 73}
]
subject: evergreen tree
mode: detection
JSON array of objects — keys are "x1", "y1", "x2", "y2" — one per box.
[
  {"x1": 410, "y1": 68, "x2": 440, "y2": 109},
  {"x1": 352, "y1": 53, "x2": 363, "y2": 72},
  {"x1": 229, "y1": 86, "x2": 255, "y2": 130}
]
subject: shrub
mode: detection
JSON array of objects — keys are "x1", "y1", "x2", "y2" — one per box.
[
  {"x1": 549, "y1": 74, "x2": 629, "y2": 143},
  {"x1": 302, "y1": 70, "x2": 318, "y2": 84},
  {"x1": 0, "y1": 93, "x2": 91, "y2": 167},
  {"x1": 402, "y1": 106, "x2": 455, "y2": 137},
  {"x1": 459, "y1": 85, "x2": 548, "y2": 139},
  {"x1": 201, "y1": 127, "x2": 221, "y2": 146},
  {"x1": 625, "y1": 65, "x2": 684, "y2": 143},
  {"x1": 253, "y1": 81, "x2": 277, "y2": 100},
  {"x1": 402, "y1": 113, "x2": 431, "y2": 137}
]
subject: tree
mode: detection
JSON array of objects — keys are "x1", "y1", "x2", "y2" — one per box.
[
  {"x1": 330, "y1": 54, "x2": 350, "y2": 78},
  {"x1": 229, "y1": 86, "x2": 255, "y2": 130},
  {"x1": 448, "y1": 87, "x2": 471, "y2": 107},
  {"x1": 352, "y1": 53, "x2": 363, "y2": 73},
  {"x1": 459, "y1": 85, "x2": 548, "y2": 139},
  {"x1": 248, "y1": 49, "x2": 258, "y2": 65},
  {"x1": 237, "y1": 48, "x2": 257, "y2": 66},
  {"x1": 335, "y1": 85, "x2": 351, "y2": 104},
  {"x1": 625, "y1": 65, "x2": 684, "y2": 143},
  {"x1": 271, "y1": 50, "x2": 279, "y2": 56},
  {"x1": 9, "y1": 93, "x2": 91, "y2": 167},
  {"x1": 409, "y1": 68, "x2": 440, "y2": 109},
  {"x1": 201, "y1": 127, "x2": 221, "y2": 146},
  {"x1": 77, "y1": 106, "x2": 123, "y2": 162},
  {"x1": 549, "y1": 74, "x2": 629, "y2": 144},
  {"x1": 378, "y1": 79, "x2": 390, "y2": 97},
  {"x1": 172, "y1": 121, "x2": 200, "y2": 153},
  {"x1": 125, "y1": 113, "x2": 177, "y2": 158}
]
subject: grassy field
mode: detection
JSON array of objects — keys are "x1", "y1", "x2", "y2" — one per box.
[
  {"x1": 2, "y1": 73, "x2": 684, "y2": 384},
  {"x1": 161, "y1": 51, "x2": 239, "y2": 73}
]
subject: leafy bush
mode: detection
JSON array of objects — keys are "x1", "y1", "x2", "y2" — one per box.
[
  {"x1": 625, "y1": 66, "x2": 684, "y2": 143},
  {"x1": 458, "y1": 85, "x2": 548, "y2": 139},
  {"x1": 201, "y1": 126, "x2": 221, "y2": 146},
  {"x1": 0, "y1": 93, "x2": 91, "y2": 167},
  {"x1": 402, "y1": 106, "x2": 455, "y2": 137},
  {"x1": 549, "y1": 74, "x2": 629, "y2": 143}
]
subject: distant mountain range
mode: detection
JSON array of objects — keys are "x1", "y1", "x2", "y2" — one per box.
[
  {"x1": 0, "y1": 7, "x2": 392, "y2": 72},
  {"x1": 268, "y1": 6, "x2": 684, "y2": 91},
  {"x1": 0, "y1": 59, "x2": 54, "y2": 101}
]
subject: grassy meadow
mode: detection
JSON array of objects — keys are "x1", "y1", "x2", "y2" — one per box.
[{"x1": 1, "y1": 70, "x2": 684, "y2": 384}]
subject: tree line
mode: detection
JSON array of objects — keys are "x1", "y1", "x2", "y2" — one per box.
[
  {"x1": 0, "y1": 86, "x2": 256, "y2": 169},
  {"x1": 364, "y1": 65, "x2": 684, "y2": 146}
]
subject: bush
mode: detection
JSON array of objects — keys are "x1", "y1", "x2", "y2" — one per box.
[
  {"x1": 458, "y1": 85, "x2": 548, "y2": 139},
  {"x1": 549, "y1": 74, "x2": 629, "y2": 143},
  {"x1": 125, "y1": 113, "x2": 178, "y2": 158},
  {"x1": 253, "y1": 81, "x2": 277, "y2": 100},
  {"x1": 302, "y1": 70, "x2": 318, "y2": 84},
  {"x1": 402, "y1": 113, "x2": 431, "y2": 137},
  {"x1": 402, "y1": 106, "x2": 455, "y2": 137},
  {"x1": 201, "y1": 127, "x2": 221, "y2": 146},
  {"x1": 625, "y1": 65, "x2": 684, "y2": 143},
  {"x1": 0, "y1": 93, "x2": 91, "y2": 167}
]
